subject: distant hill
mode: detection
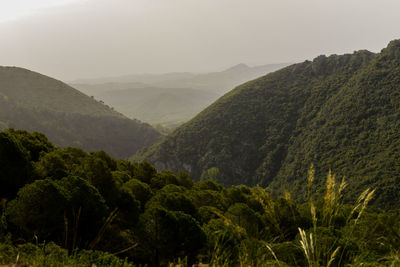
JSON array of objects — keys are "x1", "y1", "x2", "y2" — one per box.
[
  {"x1": 0, "y1": 67, "x2": 161, "y2": 158},
  {"x1": 72, "y1": 84, "x2": 219, "y2": 127},
  {"x1": 71, "y1": 63, "x2": 289, "y2": 127},
  {"x1": 141, "y1": 40, "x2": 400, "y2": 208},
  {"x1": 71, "y1": 72, "x2": 196, "y2": 85},
  {"x1": 151, "y1": 63, "x2": 291, "y2": 95}
]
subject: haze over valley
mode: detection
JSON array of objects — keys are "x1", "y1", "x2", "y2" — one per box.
[
  {"x1": 71, "y1": 63, "x2": 289, "y2": 127},
  {"x1": 2, "y1": 1, "x2": 400, "y2": 266}
]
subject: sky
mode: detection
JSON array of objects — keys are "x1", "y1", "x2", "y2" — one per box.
[{"x1": 0, "y1": 0, "x2": 400, "y2": 81}]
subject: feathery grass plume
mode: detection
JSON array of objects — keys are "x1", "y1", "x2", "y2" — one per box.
[
  {"x1": 251, "y1": 186, "x2": 281, "y2": 236},
  {"x1": 334, "y1": 177, "x2": 347, "y2": 217},
  {"x1": 285, "y1": 190, "x2": 297, "y2": 222},
  {"x1": 310, "y1": 202, "x2": 317, "y2": 233},
  {"x1": 323, "y1": 169, "x2": 336, "y2": 226},
  {"x1": 284, "y1": 189, "x2": 292, "y2": 205},
  {"x1": 298, "y1": 227, "x2": 315, "y2": 267},
  {"x1": 322, "y1": 171, "x2": 347, "y2": 227},
  {"x1": 337, "y1": 176, "x2": 347, "y2": 201},
  {"x1": 326, "y1": 246, "x2": 340, "y2": 267},
  {"x1": 347, "y1": 188, "x2": 370, "y2": 223},
  {"x1": 354, "y1": 189, "x2": 375, "y2": 225},
  {"x1": 307, "y1": 164, "x2": 315, "y2": 202}
]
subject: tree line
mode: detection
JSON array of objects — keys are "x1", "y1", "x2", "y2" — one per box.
[{"x1": 1, "y1": 129, "x2": 400, "y2": 266}]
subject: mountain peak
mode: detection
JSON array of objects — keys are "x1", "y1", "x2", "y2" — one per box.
[
  {"x1": 224, "y1": 63, "x2": 249, "y2": 72},
  {"x1": 385, "y1": 39, "x2": 400, "y2": 50},
  {"x1": 380, "y1": 39, "x2": 400, "y2": 61}
]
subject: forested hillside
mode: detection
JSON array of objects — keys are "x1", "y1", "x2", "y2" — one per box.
[
  {"x1": 1, "y1": 129, "x2": 400, "y2": 266},
  {"x1": 142, "y1": 40, "x2": 400, "y2": 208},
  {"x1": 0, "y1": 67, "x2": 161, "y2": 158}
]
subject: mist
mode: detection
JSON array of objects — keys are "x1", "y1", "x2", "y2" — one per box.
[{"x1": 1, "y1": 0, "x2": 400, "y2": 81}]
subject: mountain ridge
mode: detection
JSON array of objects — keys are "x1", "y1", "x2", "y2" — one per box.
[
  {"x1": 141, "y1": 40, "x2": 400, "y2": 208},
  {"x1": 0, "y1": 66, "x2": 161, "y2": 158}
]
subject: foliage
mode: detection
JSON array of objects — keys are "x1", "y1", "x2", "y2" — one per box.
[
  {"x1": 2, "y1": 121, "x2": 400, "y2": 266},
  {"x1": 0, "y1": 132, "x2": 32, "y2": 199},
  {"x1": 142, "y1": 39, "x2": 400, "y2": 208}
]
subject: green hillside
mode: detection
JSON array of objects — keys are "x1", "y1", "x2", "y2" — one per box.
[
  {"x1": 142, "y1": 40, "x2": 400, "y2": 208},
  {"x1": 0, "y1": 67, "x2": 161, "y2": 158}
]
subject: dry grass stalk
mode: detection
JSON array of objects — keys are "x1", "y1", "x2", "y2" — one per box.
[
  {"x1": 334, "y1": 177, "x2": 347, "y2": 217},
  {"x1": 265, "y1": 244, "x2": 281, "y2": 267},
  {"x1": 307, "y1": 164, "x2": 315, "y2": 202},
  {"x1": 213, "y1": 210, "x2": 246, "y2": 236},
  {"x1": 284, "y1": 190, "x2": 292, "y2": 205},
  {"x1": 323, "y1": 170, "x2": 336, "y2": 226},
  {"x1": 327, "y1": 246, "x2": 340, "y2": 267},
  {"x1": 310, "y1": 203, "x2": 317, "y2": 233},
  {"x1": 299, "y1": 227, "x2": 314, "y2": 267},
  {"x1": 347, "y1": 188, "x2": 374, "y2": 225},
  {"x1": 285, "y1": 190, "x2": 297, "y2": 222},
  {"x1": 322, "y1": 170, "x2": 347, "y2": 227},
  {"x1": 354, "y1": 189, "x2": 375, "y2": 225}
]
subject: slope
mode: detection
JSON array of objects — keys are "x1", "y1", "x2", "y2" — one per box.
[
  {"x1": 142, "y1": 40, "x2": 400, "y2": 208},
  {"x1": 0, "y1": 67, "x2": 161, "y2": 158}
]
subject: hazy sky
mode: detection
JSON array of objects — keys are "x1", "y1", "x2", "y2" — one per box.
[{"x1": 1, "y1": 0, "x2": 400, "y2": 81}]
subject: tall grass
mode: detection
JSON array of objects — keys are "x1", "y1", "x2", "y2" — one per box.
[
  {"x1": 207, "y1": 166, "x2": 378, "y2": 267},
  {"x1": 298, "y1": 167, "x2": 375, "y2": 267}
]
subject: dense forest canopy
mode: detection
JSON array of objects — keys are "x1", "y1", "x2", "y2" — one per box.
[
  {"x1": 141, "y1": 39, "x2": 400, "y2": 209},
  {"x1": 1, "y1": 129, "x2": 400, "y2": 266}
]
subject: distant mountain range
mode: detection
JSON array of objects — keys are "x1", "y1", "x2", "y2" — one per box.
[
  {"x1": 0, "y1": 67, "x2": 161, "y2": 158},
  {"x1": 71, "y1": 63, "x2": 289, "y2": 127},
  {"x1": 140, "y1": 40, "x2": 400, "y2": 208}
]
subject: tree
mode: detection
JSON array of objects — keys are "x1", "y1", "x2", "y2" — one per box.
[
  {"x1": 137, "y1": 207, "x2": 179, "y2": 266},
  {"x1": 133, "y1": 162, "x2": 157, "y2": 184},
  {"x1": 57, "y1": 176, "x2": 108, "y2": 251},
  {"x1": 201, "y1": 167, "x2": 222, "y2": 183},
  {"x1": 225, "y1": 203, "x2": 263, "y2": 237},
  {"x1": 83, "y1": 155, "x2": 115, "y2": 203},
  {"x1": 7, "y1": 179, "x2": 66, "y2": 242},
  {"x1": 150, "y1": 170, "x2": 179, "y2": 190},
  {"x1": 0, "y1": 132, "x2": 32, "y2": 199},
  {"x1": 5, "y1": 129, "x2": 55, "y2": 162},
  {"x1": 123, "y1": 178, "x2": 153, "y2": 210},
  {"x1": 137, "y1": 207, "x2": 206, "y2": 266},
  {"x1": 146, "y1": 190, "x2": 198, "y2": 218},
  {"x1": 35, "y1": 151, "x2": 68, "y2": 180}
]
